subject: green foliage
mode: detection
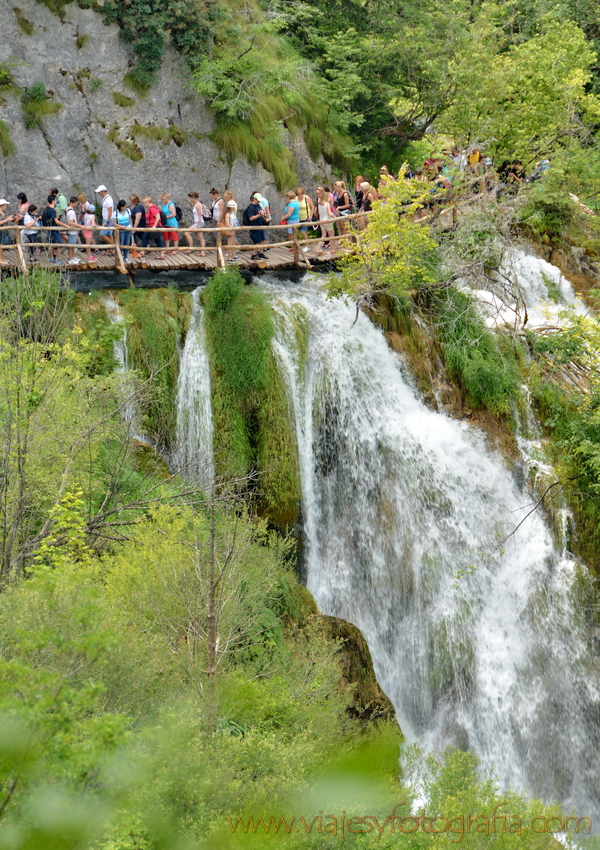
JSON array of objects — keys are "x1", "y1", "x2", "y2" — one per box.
[
  {"x1": 329, "y1": 178, "x2": 438, "y2": 303},
  {"x1": 0, "y1": 120, "x2": 14, "y2": 158},
  {"x1": 112, "y1": 90, "x2": 135, "y2": 108},
  {"x1": 90, "y1": 77, "x2": 102, "y2": 91},
  {"x1": 13, "y1": 7, "x2": 34, "y2": 34},
  {"x1": 74, "y1": 292, "x2": 123, "y2": 376},
  {"x1": 118, "y1": 289, "x2": 182, "y2": 447},
  {"x1": 21, "y1": 83, "x2": 62, "y2": 129},
  {"x1": 101, "y1": 0, "x2": 218, "y2": 91},
  {"x1": 431, "y1": 287, "x2": 520, "y2": 415},
  {"x1": 527, "y1": 316, "x2": 600, "y2": 568},
  {"x1": 440, "y1": 17, "x2": 600, "y2": 162}
]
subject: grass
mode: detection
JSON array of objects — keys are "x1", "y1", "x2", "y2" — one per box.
[
  {"x1": 0, "y1": 120, "x2": 15, "y2": 157},
  {"x1": 75, "y1": 32, "x2": 90, "y2": 50},
  {"x1": 90, "y1": 77, "x2": 102, "y2": 91},
  {"x1": 21, "y1": 84, "x2": 62, "y2": 129},
  {"x1": 113, "y1": 91, "x2": 136, "y2": 108},
  {"x1": 14, "y1": 6, "x2": 34, "y2": 34},
  {"x1": 430, "y1": 286, "x2": 520, "y2": 415},
  {"x1": 123, "y1": 72, "x2": 151, "y2": 97},
  {"x1": 131, "y1": 122, "x2": 189, "y2": 147}
]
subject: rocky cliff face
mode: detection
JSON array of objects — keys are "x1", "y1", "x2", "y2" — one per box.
[{"x1": 0, "y1": 0, "x2": 330, "y2": 219}]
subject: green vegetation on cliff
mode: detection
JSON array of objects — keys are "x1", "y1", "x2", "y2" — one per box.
[{"x1": 202, "y1": 269, "x2": 300, "y2": 524}]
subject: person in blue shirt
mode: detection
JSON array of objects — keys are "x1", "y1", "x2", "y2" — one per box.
[
  {"x1": 115, "y1": 199, "x2": 133, "y2": 260},
  {"x1": 280, "y1": 190, "x2": 300, "y2": 252},
  {"x1": 160, "y1": 192, "x2": 179, "y2": 254}
]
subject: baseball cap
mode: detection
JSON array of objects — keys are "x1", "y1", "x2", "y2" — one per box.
[
  {"x1": 0, "y1": 199, "x2": 10, "y2": 205},
  {"x1": 94, "y1": 184, "x2": 107, "y2": 193}
]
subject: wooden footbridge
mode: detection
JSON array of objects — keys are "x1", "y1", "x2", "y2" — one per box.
[{"x1": 0, "y1": 216, "x2": 368, "y2": 283}]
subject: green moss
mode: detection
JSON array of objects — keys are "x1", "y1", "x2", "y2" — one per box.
[
  {"x1": 75, "y1": 31, "x2": 90, "y2": 49},
  {"x1": 112, "y1": 91, "x2": 135, "y2": 108},
  {"x1": 14, "y1": 7, "x2": 35, "y2": 34},
  {"x1": 118, "y1": 289, "x2": 182, "y2": 447},
  {"x1": 257, "y1": 350, "x2": 300, "y2": 525}
]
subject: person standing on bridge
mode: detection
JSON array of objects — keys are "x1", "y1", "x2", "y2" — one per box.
[
  {"x1": 295, "y1": 187, "x2": 314, "y2": 253},
  {"x1": 95, "y1": 185, "x2": 115, "y2": 250},
  {"x1": 281, "y1": 190, "x2": 300, "y2": 252},
  {"x1": 185, "y1": 192, "x2": 206, "y2": 256},
  {"x1": 141, "y1": 196, "x2": 165, "y2": 260},
  {"x1": 160, "y1": 193, "x2": 179, "y2": 254}
]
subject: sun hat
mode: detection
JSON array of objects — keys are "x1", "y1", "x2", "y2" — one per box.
[
  {"x1": 226, "y1": 200, "x2": 236, "y2": 208},
  {"x1": 94, "y1": 184, "x2": 107, "y2": 193}
]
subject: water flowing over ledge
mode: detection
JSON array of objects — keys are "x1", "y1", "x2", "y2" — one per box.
[
  {"x1": 264, "y1": 271, "x2": 600, "y2": 821},
  {"x1": 174, "y1": 287, "x2": 214, "y2": 487}
]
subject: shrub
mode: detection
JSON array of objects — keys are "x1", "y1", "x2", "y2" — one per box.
[{"x1": 22, "y1": 83, "x2": 62, "y2": 129}]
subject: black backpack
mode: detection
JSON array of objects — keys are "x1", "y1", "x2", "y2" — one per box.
[
  {"x1": 242, "y1": 206, "x2": 252, "y2": 227},
  {"x1": 159, "y1": 209, "x2": 168, "y2": 227},
  {"x1": 175, "y1": 205, "x2": 183, "y2": 222},
  {"x1": 41, "y1": 206, "x2": 54, "y2": 227}
]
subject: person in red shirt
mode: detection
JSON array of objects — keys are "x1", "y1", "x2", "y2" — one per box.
[{"x1": 141, "y1": 196, "x2": 165, "y2": 259}]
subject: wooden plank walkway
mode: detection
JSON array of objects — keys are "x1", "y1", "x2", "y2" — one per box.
[
  {"x1": 0, "y1": 243, "x2": 348, "y2": 275},
  {"x1": 0, "y1": 216, "x2": 364, "y2": 281}
]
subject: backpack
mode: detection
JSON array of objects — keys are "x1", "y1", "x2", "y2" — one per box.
[
  {"x1": 242, "y1": 206, "x2": 252, "y2": 227},
  {"x1": 175, "y1": 205, "x2": 183, "y2": 222},
  {"x1": 41, "y1": 206, "x2": 54, "y2": 227},
  {"x1": 159, "y1": 209, "x2": 168, "y2": 227}
]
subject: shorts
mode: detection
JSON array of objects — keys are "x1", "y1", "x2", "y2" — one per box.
[
  {"x1": 0, "y1": 231, "x2": 12, "y2": 245},
  {"x1": 100, "y1": 218, "x2": 115, "y2": 236},
  {"x1": 82, "y1": 229, "x2": 92, "y2": 239},
  {"x1": 163, "y1": 230, "x2": 179, "y2": 241},
  {"x1": 300, "y1": 219, "x2": 310, "y2": 234},
  {"x1": 250, "y1": 230, "x2": 265, "y2": 245},
  {"x1": 50, "y1": 230, "x2": 63, "y2": 244},
  {"x1": 68, "y1": 233, "x2": 77, "y2": 245}
]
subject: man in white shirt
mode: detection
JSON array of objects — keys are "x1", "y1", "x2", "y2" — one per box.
[
  {"x1": 95, "y1": 184, "x2": 115, "y2": 247},
  {"x1": 65, "y1": 196, "x2": 84, "y2": 264}
]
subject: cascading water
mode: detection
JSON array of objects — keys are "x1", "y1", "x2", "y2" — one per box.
[
  {"x1": 174, "y1": 287, "x2": 214, "y2": 486},
  {"x1": 104, "y1": 293, "x2": 136, "y2": 425},
  {"x1": 266, "y1": 269, "x2": 600, "y2": 820}
]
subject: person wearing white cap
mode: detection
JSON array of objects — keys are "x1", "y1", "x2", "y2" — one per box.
[
  {"x1": 0, "y1": 199, "x2": 16, "y2": 265},
  {"x1": 95, "y1": 185, "x2": 115, "y2": 247}
]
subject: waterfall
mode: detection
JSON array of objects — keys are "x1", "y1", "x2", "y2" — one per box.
[
  {"x1": 267, "y1": 272, "x2": 600, "y2": 820},
  {"x1": 104, "y1": 294, "x2": 136, "y2": 426},
  {"x1": 174, "y1": 287, "x2": 214, "y2": 486}
]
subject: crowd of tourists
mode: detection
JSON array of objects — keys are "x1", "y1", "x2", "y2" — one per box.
[{"x1": 0, "y1": 150, "x2": 550, "y2": 266}]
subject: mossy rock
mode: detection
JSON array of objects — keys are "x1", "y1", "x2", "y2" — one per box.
[{"x1": 320, "y1": 615, "x2": 396, "y2": 724}]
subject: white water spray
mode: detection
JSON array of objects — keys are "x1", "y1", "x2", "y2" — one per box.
[
  {"x1": 266, "y1": 270, "x2": 600, "y2": 819},
  {"x1": 174, "y1": 287, "x2": 214, "y2": 486}
]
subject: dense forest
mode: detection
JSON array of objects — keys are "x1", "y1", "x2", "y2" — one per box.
[{"x1": 3, "y1": 0, "x2": 600, "y2": 847}]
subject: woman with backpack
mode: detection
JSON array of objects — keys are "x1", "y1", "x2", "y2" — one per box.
[
  {"x1": 333, "y1": 180, "x2": 352, "y2": 238},
  {"x1": 185, "y1": 192, "x2": 206, "y2": 256},
  {"x1": 140, "y1": 196, "x2": 165, "y2": 260},
  {"x1": 295, "y1": 187, "x2": 314, "y2": 253},
  {"x1": 160, "y1": 192, "x2": 179, "y2": 254}
]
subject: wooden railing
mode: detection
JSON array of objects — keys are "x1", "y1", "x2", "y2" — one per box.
[{"x1": 0, "y1": 212, "x2": 370, "y2": 275}]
